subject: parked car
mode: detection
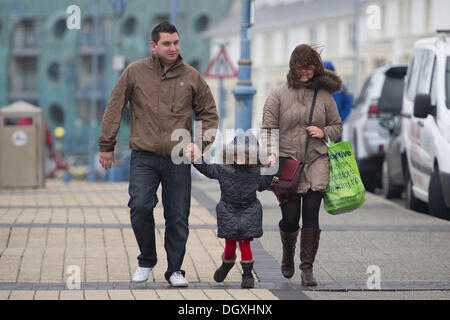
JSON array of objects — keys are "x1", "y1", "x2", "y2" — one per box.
[
  {"x1": 380, "y1": 116, "x2": 405, "y2": 199},
  {"x1": 397, "y1": 31, "x2": 450, "y2": 219},
  {"x1": 342, "y1": 64, "x2": 407, "y2": 191}
]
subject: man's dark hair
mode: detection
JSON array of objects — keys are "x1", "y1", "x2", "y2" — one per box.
[{"x1": 151, "y1": 21, "x2": 178, "y2": 44}]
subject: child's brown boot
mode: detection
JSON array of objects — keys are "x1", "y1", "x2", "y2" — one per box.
[
  {"x1": 240, "y1": 260, "x2": 254, "y2": 288},
  {"x1": 213, "y1": 254, "x2": 236, "y2": 282}
]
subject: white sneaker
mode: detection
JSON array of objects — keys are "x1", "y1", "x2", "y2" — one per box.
[
  {"x1": 132, "y1": 267, "x2": 151, "y2": 283},
  {"x1": 169, "y1": 271, "x2": 189, "y2": 287}
]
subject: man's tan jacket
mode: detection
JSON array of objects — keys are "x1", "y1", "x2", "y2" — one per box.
[{"x1": 98, "y1": 54, "x2": 218, "y2": 157}]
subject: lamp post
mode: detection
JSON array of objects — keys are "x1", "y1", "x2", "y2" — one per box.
[
  {"x1": 171, "y1": 0, "x2": 178, "y2": 27},
  {"x1": 353, "y1": 0, "x2": 360, "y2": 94},
  {"x1": 232, "y1": 0, "x2": 256, "y2": 131},
  {"x1": 63, "y1": 57, "x2": 75, "y2": 183},
  {"x1": 87, "y1": 0, "x2": 100, "y2": 182},
  {"x1": 106, "y1": 0, "x2": 130, "y2": 182}
]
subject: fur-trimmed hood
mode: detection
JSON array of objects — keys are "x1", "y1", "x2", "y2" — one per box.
[
  {"x1": 286, "y1": 44, "x2": 342, "y2": 94},
  {"x1": 287, "y1": 69, "x2": 343, "y2": 94}
]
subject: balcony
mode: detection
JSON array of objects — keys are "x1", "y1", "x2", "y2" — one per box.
[
  {"x1": 11, "y1": 32, "x2": 40, "y2": 56},
  {"x1": 79, "y1": 30, "x2": 107, "y2": 56},
  {"x1": 11, "y1": 19, "x2": 42, "y2": 57}
]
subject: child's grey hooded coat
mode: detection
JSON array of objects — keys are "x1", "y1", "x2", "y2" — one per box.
[
  {"x1": 194, "y1": 161, "x2": 273, "y2": 240},
  {"x1": 193, "y1": 134, "x2": 274, "y2": 240}
]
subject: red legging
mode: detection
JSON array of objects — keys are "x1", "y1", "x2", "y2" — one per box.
[{"x1": 224, "y1": 239, "x2": 253, "y2": 261}]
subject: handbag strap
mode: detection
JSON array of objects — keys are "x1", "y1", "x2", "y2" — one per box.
[
  {"x1": 274, "y1": 88, "x2": 318, "y2": 178},
  {"x1": 303, "y1": 88, "x2": 318, "y2": 161}
]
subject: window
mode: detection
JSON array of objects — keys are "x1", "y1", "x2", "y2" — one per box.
[
  {"x1": 54, "y1": 18, "x2": 66, "y2": 38},
  {"x1": 76, "y1": 99, "x2": 105, "y2": 123},
  {"x1": 417, "y1": 50, "x2": 435, "y2": 94},
  {"x1": 14, "y1": 19, "x2": 39, "y2": 48},
  {"x1": 49, "y1": 104, "x2": 64, "y2": 126},
  {"x1": 47, "y1": 62, "x2": 60, "y2": 81},
  {"x1": 309, "y1": 27, "x2": 317, "y2": 45},
  {"x1": 122, "y1": 16, "x2": 137, "y2": 36},
  {"x1": 406, "y1": 50, "x2": 423, "y2": 101},
  {"x1": 153, "y1": 14, "x2": 170, "y2": 28},
  {"x1": 348, "y1": 21, "x2": 354, "y2": 52},
  {"x1": 122, "y1": 103, "x2": 131, "y2": 124},
  {"x1": 430, "y1": 57, "x2": 437, "y2": 106},
  {"x1": 189, "y1": 59, "x2": 200, "y2": 71},
  {"x1": 10, "y1": 57, "x2": 37, "y2": 91},
  {"x1": 354, "y1": 76, "x2": 371, "y2": 107},
  {"x1": 195, "y1": 14, "x2": 210, "y2": 32},
  {"x1": 446, "y1": 57, "x2": 450, "y2": 109}
]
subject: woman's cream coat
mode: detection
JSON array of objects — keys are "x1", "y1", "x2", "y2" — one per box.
[{"x1": 262, "y1": 70, "x2": 343, "y2": 193}]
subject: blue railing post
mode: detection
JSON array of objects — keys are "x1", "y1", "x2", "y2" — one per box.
[
  {"x1": 232, "y1": 0, "x2": 256, "y2": 131},
  {"x1": 171, "y1": 0, "x2": 178, "y2": 27},
  {"x1": 87, "y1": 0, "x2": 100, "y2": 182}
]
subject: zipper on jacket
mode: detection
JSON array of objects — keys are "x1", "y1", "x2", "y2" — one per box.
[{"x1": 170, "y1": 79, "x2": 177, "y2": 112}]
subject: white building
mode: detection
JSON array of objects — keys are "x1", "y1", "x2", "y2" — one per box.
[{"x1": 204, "y1": 0, "x2": 450, "y2": 130}]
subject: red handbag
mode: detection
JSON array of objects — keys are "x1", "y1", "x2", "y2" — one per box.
[
  {"x1": 268, "y1": 89, "x2": 318, "y2": 195},
  {"x1": 268, "y1": 158, "x2": 304, "y2": 194}
]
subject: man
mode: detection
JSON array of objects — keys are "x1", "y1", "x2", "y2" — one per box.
[
  {"x1": 323, "y1": 60, "x2": 353, "y2": 123},
  {"x1": 98, "y1": 21, "x2": 218, "y2": 287}
]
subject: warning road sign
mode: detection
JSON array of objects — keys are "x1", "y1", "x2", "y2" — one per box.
[{"x1": 204, "y1": 46, "x2": 238, "y2": 79}]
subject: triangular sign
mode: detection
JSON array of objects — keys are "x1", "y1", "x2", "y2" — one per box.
[{"x1": 204, "y1": 46, "x2": 238, "y2": 79}]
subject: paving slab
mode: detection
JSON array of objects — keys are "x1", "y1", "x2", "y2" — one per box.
[{"x1": 1, "y1": 178, "x2": 449, "y2": 301}]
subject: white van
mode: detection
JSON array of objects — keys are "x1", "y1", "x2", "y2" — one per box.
[{"x1": 400, "y1": 31, "x2": 450, "y2": 219}]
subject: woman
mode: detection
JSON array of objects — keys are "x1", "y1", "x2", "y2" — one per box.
[{"x1": 262, "y1": 44, "x2": 343, "y2": 286}]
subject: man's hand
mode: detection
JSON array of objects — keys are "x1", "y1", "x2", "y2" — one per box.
[
  {"x1": 184, "y1": 143, "x2": 202, "y2": 162},
  {"x1": 99, "y1": 151, "x2": 114, "y2": 169},
  {"x1": 306, "y1": 126, "x2": 325, "y2": 139}
]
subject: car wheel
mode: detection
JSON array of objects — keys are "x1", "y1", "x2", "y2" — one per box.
[
  {"x1": 382, "y1": 160, "x2": 401, "y2": 199},
  {"x1": 360, "y1": 171, "x2": 376, "y2": 193},
  {"x1": 428, "y1": 168, "x2": 450, "y2": 220},
  {"x1": 404, "y1": 166, "x2": 428, "y2": 213},
  {"x1": 353, "y1": 131, "x2": 381, "y2": 192}
]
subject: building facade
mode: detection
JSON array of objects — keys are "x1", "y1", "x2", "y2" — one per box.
[
  {"x1": 0, "y1": 0, "x2": 234, "y2": 155},
  {"x1": 205, "y1": 0, "x2": 450, "y2": 130}
]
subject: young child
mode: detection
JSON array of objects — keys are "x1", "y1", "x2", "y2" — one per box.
[{"x1": 187, "y1": 133, "x2": 274, "y2": 288}]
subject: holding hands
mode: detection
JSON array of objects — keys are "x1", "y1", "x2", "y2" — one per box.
[
  {"x1": 268, "y1": 154, "x2": 277, "y2": 167},
  {"x1": 184, "y1": 142, "x2": 202, "y2": 162}
]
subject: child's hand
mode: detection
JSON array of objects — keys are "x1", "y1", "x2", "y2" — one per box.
[
  {"x1": 268, "y1": 154, "x2": 277, "y2": 167},
  {"x1": 184, "y1": 143, "x2": 202, "y2": 162}
]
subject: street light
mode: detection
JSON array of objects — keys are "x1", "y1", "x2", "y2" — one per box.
[
  {"x1": 171, "y1": 0, "x2": 178, "y2": 27},
  {"x1": 87, "y1": 0, "x2": 100, "y2": 182},
  {"x1": 232, "y1": 0, "x2": 256, "y2": 131},
  {"x1": 353, "y1": 0, "x2": 360, "y2": 94},
  {"x1": 104, "y1": 0, "x2": 131, "y2": 182}
]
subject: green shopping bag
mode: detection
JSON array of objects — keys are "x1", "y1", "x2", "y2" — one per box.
[{"x1": 324, "y1": 140, "x2": 365, "y2": 214}]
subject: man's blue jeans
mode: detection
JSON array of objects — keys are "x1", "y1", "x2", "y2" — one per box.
[{"x1": 128, "y1": 150, "x2": 191, "y2": 282}]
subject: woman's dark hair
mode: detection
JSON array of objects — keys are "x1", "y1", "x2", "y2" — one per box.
[
  {"x1": 286, "y1": 44, "x2": 324, "y2": 88},
  {"x1": 151, "y1": 21, "x2": 178, "y2": 43},
  {"x1": 289, "y1": 44, "x2": 324, "y2": 76}
]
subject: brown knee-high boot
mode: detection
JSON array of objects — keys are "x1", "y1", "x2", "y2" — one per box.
[
  {"x1": 279, "y1": 228, "x2": 299, "y2": 278},
  {"x1": 299, "y1": 228, "x2": 321, "y2": 286}
]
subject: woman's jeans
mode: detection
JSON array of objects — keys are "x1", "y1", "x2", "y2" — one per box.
[{"x1": 128, "y1": 150, "x2": 191, "y2": 282}]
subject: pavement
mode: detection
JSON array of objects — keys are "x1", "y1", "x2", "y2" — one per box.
[{"x1": 0, "y1": 170, "x2": 449, "y2": 300}]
